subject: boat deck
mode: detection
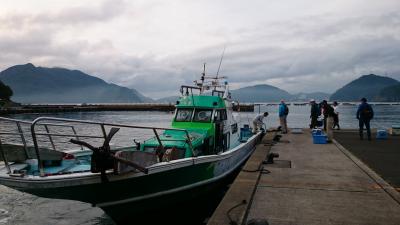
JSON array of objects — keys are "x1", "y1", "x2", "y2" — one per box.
[{"x1": 207, "y1": 130, "x2": 400, "y2": 225}]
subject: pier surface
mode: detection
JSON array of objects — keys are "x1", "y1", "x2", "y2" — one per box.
[{"x1": 208, "y1": 130, "x2": 400, "y2": 225}]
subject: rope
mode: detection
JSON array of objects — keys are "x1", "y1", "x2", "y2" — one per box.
[
  {"x1": 242, "y1": 164, "x2": 271, "y2": 174},
  {"x1": 227, "y1": 199, "x2": 247, "y2": 225}
]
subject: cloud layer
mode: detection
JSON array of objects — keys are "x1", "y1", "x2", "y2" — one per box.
[{"x1": 1, "y1": 0, "x2": 399, "y2": 98}]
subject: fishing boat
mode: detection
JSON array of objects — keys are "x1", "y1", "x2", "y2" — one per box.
[{"x1": 0, "y1": 71, "x2": 262, "y2": 222}]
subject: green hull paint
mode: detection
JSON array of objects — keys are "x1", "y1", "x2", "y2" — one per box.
[
  {"x1": 25, "y1": 161, "x2": 216, "y2": 205},
  {"x1": 103, "y1": 168, "x2": 239, "y2": 224}
]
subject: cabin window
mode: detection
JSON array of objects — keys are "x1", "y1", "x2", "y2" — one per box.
[
  {"x1": 214, "y1": 109, "x2": 227, "y2": 122},
  {"x1": 175, "y1": 109, "x2": 193, "y2": 122},
  {"x1": 193, "y1": 109, "x2": 213, "y2": 122}
]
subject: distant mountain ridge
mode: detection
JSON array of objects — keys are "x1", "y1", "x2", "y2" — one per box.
[
  {"x1": 156, "y1": 86, "x2": 331, "y2": 103},
  {"x1": 231, "y1": 84, "x2": 292, "y2": 102},
  {"x1": 379, "y1": 84, "x2": 400, "y2": 101},
  {"x1": 291, "y1": 92, "x2": 331, "y2": 102},
  {"x1": 3, "y1": 64, "x2": 397, "y2": 104},
  {"x1": 0, "y1": 63, "x2": 152, "y2": 104},
  {"x1": 156, "y1": 96, "x2": 180, "y2": 103},
  {"x1": 330, "y1": 74, "x2": 400, "y2": 101}
]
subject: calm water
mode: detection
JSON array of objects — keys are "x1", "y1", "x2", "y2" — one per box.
[{"x1": 0, "y1": 105, "x2": 399, "y2": 225}]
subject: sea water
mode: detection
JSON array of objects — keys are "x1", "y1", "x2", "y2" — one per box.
[{"x1": 1, "y1": 104, "x2": 399, "y2": 225}]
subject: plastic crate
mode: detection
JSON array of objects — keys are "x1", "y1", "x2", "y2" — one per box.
[
  {"x1": 312, "y1": 129, "x2": 322, "y2": 135},
  {"x1": 240, "y1": 127, "x2": 253, "y2": 142},
  {"x1": 376, "y1": 130, "x2": 388, "y2": 139},
  {"x1": 313, "y1": 134, "x2": 327, "y2": 144}
]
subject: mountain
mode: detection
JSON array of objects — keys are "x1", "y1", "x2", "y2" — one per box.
[
  {"x1": 330, "y1": 74, "x2": 400, "y2": 101},
  {"x1": 292, "y1": 92, "x2": 331, "y2": 102},
  {"x1": 231, "y1": 84, "x2": 292, "y2": 103},
  {"x1": 0, "y1": 63, "x2": 152, "y2": 104},
  {"x1": 156, "y1": 96, "x2": 180, "y2": 103},
  {"x1": 378, "y1": 84, "x2": 400, "y2": 101}
]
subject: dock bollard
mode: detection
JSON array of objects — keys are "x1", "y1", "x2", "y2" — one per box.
[{"x1": 263, "y1": 153, "x2": 279, "y2": 164}]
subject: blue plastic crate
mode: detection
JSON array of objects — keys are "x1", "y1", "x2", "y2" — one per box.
[
  {"x1": 240, "y1": 127, "x2": 253, "y2": 142},
  {"x1": 376, "y1": 130, "x2": 388, "y2": 139},
  {"x1": 313, "y1": 134, "x2": 327, "y2": 144},
  {"x1": 312, "y1": 129, "x2": 322, "y2": 135}
]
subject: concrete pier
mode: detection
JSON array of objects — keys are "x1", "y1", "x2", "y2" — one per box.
[{"x1": 207, "y1": 130, "x2": 400, "y2": 225}]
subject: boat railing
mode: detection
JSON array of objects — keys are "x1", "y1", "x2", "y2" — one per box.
[
  {"x1": 211, "y1": 90, "x2": 225, "y2": 97},
  {"x1": 29, "y1": 117, "x2": 194, "y2": 176},
  {"x1": 180, "y1": 85, "x2": 201, "y2": 96},
  {"x1": 1, "y1": 117, "x2": 195, "y2": 176},
  {"x1": 0, "y1": 117, "x2": 83, "y2": 174}
]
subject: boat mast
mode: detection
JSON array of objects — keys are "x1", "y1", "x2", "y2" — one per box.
[
  {"x1": 216, "y1": 46, "x2": 226, "y2": 79},
  {"x1": 200, "y1": 63, "x2": 206, "y2": 94},
  {"x1": 193, "y1": 48, "x2": 229, "y2": 96},
  {"x1": 215, "y1": 46, "x2": 226, "y2": 91}
]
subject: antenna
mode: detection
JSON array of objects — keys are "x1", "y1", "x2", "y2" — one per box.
[
  {"x1": 202, "y1": 63, "x2": 206, "y2": 83},
  {"x1": 216, "y1": 46, "x2": 226, "y2": 78},
  {"x1": 200, "y1": 63, "x2": 206, "y2": 93}
]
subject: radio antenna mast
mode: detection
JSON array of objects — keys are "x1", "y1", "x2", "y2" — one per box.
[{"x1": 216, "y1": 46, "x2": 226, "y2": 78}]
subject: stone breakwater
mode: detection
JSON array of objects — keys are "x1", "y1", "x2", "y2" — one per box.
[{"x1": 0, "y1": 103, "x2": 255, "y2": 115}]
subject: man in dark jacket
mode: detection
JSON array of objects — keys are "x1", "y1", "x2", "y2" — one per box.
[
  {"x1": 356, "y1": 98, "x2": 374, "y2": 140},
  {"x1": 321, "y1": 100, "x2": 335, "y2": 141},
  {"x1": 310, "y1": 99, "x2": 319, "y2": 128}
]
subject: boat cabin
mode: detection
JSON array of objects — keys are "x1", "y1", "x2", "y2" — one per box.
[{"x1": 140, "y1": 86, "x2": 240, "y2": 160}]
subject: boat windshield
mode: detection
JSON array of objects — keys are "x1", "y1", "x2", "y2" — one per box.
[
  {"x1": 175, "y1": 109, "x2": 193, "y2": 122},
  {"x1": 193, "y1": 109, "x2": 213, "y2": 122}
]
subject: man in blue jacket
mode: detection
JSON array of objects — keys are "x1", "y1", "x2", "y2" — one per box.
[
  {"x1": 356, "y1": 98, "x2": 374, "y2": 140},
  {"x1": 279, "y1": 100, "x2": 288, "y2": 134}
]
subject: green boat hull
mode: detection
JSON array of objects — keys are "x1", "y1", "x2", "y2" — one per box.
[{"x1": 1, "y1": 132, "x2": 261, "y2": 224}]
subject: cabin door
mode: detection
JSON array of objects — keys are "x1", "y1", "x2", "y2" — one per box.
[
  {"x1": 215, "y1": 122, "x2": 224, "y2": 152},
  {"x1": 214, "y1": 109, "x2": 228, "y2": 152}
]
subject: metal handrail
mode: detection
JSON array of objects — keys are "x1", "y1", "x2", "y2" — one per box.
[
  {"x1": 0, "y1": 117, "x2": 36, "y2": 174},
  {"x1": 0, "y1": 117, "x2": 87, "y2": 174},
  {"x1": 0, "y1": 116, "x2": 195, "y2": 176},
  {"x1": 30, "y1": 117, "x2": 195, "y2": 176}
]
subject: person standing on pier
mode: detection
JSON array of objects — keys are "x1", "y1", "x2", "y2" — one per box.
[
  {"x1": 278, "y1": 100, "x2": 289, "y2": 134},
  {"x1": 252, "y1": 112, "x2": 269, "y2": 133},
  {"x1": 321, "y1": 100, "x2": 335, "y2": 141},
  {"x1": 309, "y1": 99, "x2": 319, "y2": 129},
  {"x1": 320, "y1": 100, "x2": 329, "y2": 131},
  {"x1": 332, "y1": 101, "x2": 340, "y2": 130},
  {"x1": 357, "y1": 98, "x2": 374, "y2": 140}
]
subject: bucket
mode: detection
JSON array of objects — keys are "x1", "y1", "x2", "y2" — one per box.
[{"x1": 376, "y1": 130, "x2": 388, "y2": 139}]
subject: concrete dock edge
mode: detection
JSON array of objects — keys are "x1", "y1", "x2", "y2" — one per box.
[
  {"x1": 333, "y1": 139, "x2": 400, "y2": 204},
  {"x1": 207, "y1": 132, "x2": 275, "y2": 225}
]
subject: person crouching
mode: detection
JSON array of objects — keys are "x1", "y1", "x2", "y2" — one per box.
[{"x1": 252, "y1": 112, "x2": 269, "y2": 133}]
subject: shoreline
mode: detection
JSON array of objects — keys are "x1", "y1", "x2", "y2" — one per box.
[{"x1": 0, "y1": 103, "x2": 255, "y2": 115}]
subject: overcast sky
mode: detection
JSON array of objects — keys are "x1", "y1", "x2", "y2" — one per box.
[{"x1": 1, "y1": 0, "x2": 400, "y2": 98}]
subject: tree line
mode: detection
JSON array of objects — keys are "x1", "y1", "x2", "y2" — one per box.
[{"x1": 0, "y1": 81, "x2": 13, "y2": 101}]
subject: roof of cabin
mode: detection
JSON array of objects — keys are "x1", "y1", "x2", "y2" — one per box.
[{"x1": 176, "y1": 95, "x2": 225, "y2": 108}]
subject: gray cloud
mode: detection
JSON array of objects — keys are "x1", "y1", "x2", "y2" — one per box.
[
  {"x1": 0, "y1": 1, "x2": 400, "y2": 98},
  {"x1": 0, "y1": 0, "x2": 126, "y2": 29}
]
